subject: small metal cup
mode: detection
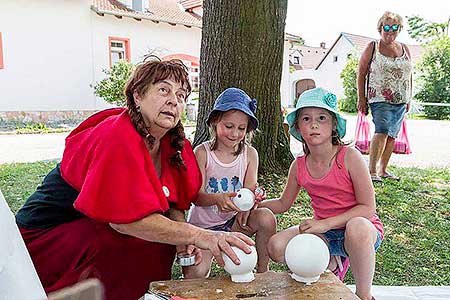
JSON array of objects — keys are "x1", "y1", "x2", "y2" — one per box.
[{"x1": 176, "y1": 253, "x2": 195, "y2": 266}]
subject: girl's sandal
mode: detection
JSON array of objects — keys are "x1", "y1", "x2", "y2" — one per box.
[
  {"x1": 371, "y1": 174, "x2": 382, "y2": 183},
  {"x1": 380, "y1": 172, "x2": 400, "y2": 181},
  {"x1": 331, "y1": 256, "x2": 350, "y2": 281}
]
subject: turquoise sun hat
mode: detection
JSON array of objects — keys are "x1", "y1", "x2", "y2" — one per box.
[{"x1": 286, "y1": 87, "x2": 346, "y2": 142}]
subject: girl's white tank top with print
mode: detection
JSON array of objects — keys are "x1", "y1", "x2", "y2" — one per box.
[
  {"x1": 187, "y1": 141, "x2": 247, "y2": 229},
  {"x1": 367, "y1": 41, "x2": 412, "y2": 104}
]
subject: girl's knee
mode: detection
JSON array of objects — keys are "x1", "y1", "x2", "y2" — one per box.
[
  {"x1": 183, "y1": 264, "x2": 211, "y2": 279},
  {"x1": 267, "y1": 235, "x2": 286, "y2": 263},
  {"x1": 252, "y1": 208, "x2": 276, "y2": 232},
  {"x1": 345, "y1": 217, "x2": 376, "y2": 243},
  {"x1": 182, "y1": 252, "x2": 212, "y2": 279}
]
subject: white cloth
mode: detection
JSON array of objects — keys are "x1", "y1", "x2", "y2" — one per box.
[
  {"x1": 347, "y1": 285, "x2": 450, "y2": 300},
  {"x1": 0, "y1": 189, "x2": 46, "y2": 300}
]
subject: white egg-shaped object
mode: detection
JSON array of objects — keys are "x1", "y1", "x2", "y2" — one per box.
[
  {"x1": 285, "y1": 234, "x2": 330, "y2": 284},
  {"x1": 232, "y1": 188, "x2": 255, "y2": 211},
  {"x1": 222, "y1": 245, "x2": 257, "y2": 283}
]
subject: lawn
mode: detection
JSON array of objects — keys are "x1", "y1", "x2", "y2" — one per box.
[{"x1": 1, "y1": 161, "x2": 449, "y2": 286}]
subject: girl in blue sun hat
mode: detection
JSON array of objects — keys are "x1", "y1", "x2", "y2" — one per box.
[
  {"x1": 185, "y1": 87, "x2": 276, "y2": 279},
  {"x1": 259, "y1": 87, "x2": 384, "y2": 300}
]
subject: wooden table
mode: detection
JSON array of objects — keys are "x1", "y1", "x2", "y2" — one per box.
[{"x1": 149, "y1": 271, "x2": 359, "y2": 299}]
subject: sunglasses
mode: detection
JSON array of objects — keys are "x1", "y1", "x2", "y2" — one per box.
[{"x1": 383, "y1": 24, "x2": 400, "y2": 32}]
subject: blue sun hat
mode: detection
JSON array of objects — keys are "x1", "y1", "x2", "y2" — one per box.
[
  {"x1": 286, "y1": 87, "x2": 346, "y2": 142},
  {"x1": 206, "y1": 87, "x2": 258, "y2": 130}
]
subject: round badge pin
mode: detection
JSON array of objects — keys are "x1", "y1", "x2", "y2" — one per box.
[{"x1": 162, "y1": 186, "x2": 170, "y2": 197}]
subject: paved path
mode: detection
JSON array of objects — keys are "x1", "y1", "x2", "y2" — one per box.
[
  {"x1": 1, "y1": 118, "x2": 449, "y2": 168},
  {"x1": 290, "y1": 114, "x2": 450, "y2": 169}
]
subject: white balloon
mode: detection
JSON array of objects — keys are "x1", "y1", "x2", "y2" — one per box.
[
  {"x1": 222, "y1": 245, "x2": 257, "y2": 283},
  {"x1": 285, "y1": 234, "x2": 330, "y2": 284},
  {"x1": 232, "y1": 188, "x2": 255, "y2": 211}
]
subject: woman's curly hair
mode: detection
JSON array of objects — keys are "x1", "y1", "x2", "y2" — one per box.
[
  {"x1": 377, "y1": 11, "x2": 403, "y2": 33},
  {"x1": 124, "y1": 56, "x2": 192, "y2": 170}
]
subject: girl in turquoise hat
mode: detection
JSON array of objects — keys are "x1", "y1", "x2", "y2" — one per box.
[
  {"x1": 260, "y1": 87, "x2": 384, "y2": 300},
  {"x1": 184, "y1": 87, "x2": 276, "y2": 279}
]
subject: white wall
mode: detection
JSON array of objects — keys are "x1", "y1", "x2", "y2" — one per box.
[
  {"x1": 0, "y1": 1, "x2": 201, "y2": 112},
  {"x1": 289, "y1": 69, "x2": 326, "y2": 105},
  {"x1": 0, "y1": 0, "x2": 95, "y2": 111},
  {"x1": 90, "y1": 13, "x2": 201, "y2": 109},
  {"x1": 316, "y1": 37, "x2": 354, "y2": 99}
]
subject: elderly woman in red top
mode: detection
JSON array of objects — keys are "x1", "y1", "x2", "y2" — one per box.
[
  {"x1": 357, "y1": 11, "x2": 412, "y2": 182},
  {"x1": 16, "y1": 58, "x2": 254, "y2": 300}
]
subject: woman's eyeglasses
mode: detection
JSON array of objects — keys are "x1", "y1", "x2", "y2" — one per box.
[{"x1": 383, "y1": 24, "x2": 400, "y2": 32}]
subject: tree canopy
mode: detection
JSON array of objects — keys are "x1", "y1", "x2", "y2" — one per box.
[
  {"x1": 406, "y1": 15, "x2": 449, "y2": 43},
  {"x1": 415, "y1": 37, "x2": 450, "y2": 119}
]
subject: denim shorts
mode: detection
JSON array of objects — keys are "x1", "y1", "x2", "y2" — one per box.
[
  {"x1": 322, "y1": 229, "x2": 383, "y2": 257},
  {"x1": 207, "y1": 215, "x2": 236, "y2": 232},
  {"x1": 369, "y1": 102, "x2": 406, "y2": 138}
]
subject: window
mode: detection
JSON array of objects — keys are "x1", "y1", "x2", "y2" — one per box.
[
  {"x1": 0, "y1": 32, "x2": 4, "y2": 69},
  {"x1": 333, "y1": 55, "x2": 338, "y2": 62},
  {"x1": 108, "y1": 37, "x2": 130, "y2": 67},
  {"x1": 293, "y1": 56, "x2": 300, "y2": 65}
]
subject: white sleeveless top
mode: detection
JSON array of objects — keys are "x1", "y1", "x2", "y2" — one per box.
[
  {"x1": 187, "y1": 141, "x2": 247, "y2": 228},
  {"x1": 367, "y1": 41, "x2": 413, "y2": 104}
]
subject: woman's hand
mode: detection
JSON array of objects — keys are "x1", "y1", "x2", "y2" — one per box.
[
  {"x1": 192, "y1": 230, "x2": 254, "y2": 267},
  {"x1": 357, "y1": 97, "x2": 369, "y2": 115},
  {"x1": 216, "y1": 192, "x2": 240, "y2": 212},
  {"x1": 299, "y1": 219, "x2": 330, "y2": 234},
  {"x1": 176, "y1": 244, "x2": 202, "y2": 265}
]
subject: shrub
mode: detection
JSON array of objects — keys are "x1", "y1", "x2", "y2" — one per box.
[
  {"x1": 415, "y1": 36, "x2": 450, "y2": 120},
  {"x1": 339, "y1": 55, "x2": 358, "y2": 113},
  {"x1": 92, "y1": 60, "x2": 135, "y2": 107}
]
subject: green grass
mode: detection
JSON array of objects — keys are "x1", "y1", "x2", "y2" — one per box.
[{"x1": 1, "y1": 162, "x2": 449, "y2": 286}]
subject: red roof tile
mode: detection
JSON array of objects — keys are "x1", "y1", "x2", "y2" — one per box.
[
  {"x1": 91, "y1": 0, "x2": 201, "y2": 27},
  {"x1": 161, "y1": 53, "x2": 199, "y2": 67},
  {"x1": 178, "y1": 0, "x2": 202, "y2": 10},
  {"x1": 296, "y1": 45, "x2": 328, "y2": 69},
  {"x1": 342, "y1": 32, "x2": 425, "y2": 64}
]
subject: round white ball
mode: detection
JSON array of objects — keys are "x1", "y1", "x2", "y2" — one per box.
[
  {"x1": 222, "y1": 245, "x2": 257, "y2": 283},
  {"x1": 232, "y1": 188, "x2": 255, "y2": 211},
  {"x1": 285, "y1": 234, "x2": 330, "y2": 284}
]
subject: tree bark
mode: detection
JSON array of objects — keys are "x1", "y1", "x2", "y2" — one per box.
[{"x1": 194, "y1": 0, "x2": 292, "y2": 173}]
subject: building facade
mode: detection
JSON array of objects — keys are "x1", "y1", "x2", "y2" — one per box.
[{"x1": 0, "y1": 0, "x2": 201, "y2": 123}]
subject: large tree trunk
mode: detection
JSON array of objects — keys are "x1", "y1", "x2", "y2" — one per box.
[{"x1": 194, "y1": 0, "x2": 292, "y2": 173}]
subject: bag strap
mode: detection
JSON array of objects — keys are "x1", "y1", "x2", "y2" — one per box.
[
  {"x1": 401, "y1": 43, "x2": 411, "y2": 61},
  {"x1": 365, "y1": 40, "x2": 376, "y2": 97}
]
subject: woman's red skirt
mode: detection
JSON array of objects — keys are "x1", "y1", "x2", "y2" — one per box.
[{"x1": 20, "y1": 218, "x2": 176, "y2": 300}]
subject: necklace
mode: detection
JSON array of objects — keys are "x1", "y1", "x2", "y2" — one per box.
[
  {"x1": 308, "y1": 147, "x2": 340, "y2": 168},
  {"x1": 327, "y1": 148, "x2": 340, "y2": 167}
]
